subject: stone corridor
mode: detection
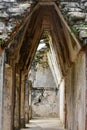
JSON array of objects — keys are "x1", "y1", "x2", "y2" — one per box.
[
  {"x1": 0, "y1": 1, "x2": 87, "y2": 130},
  {"x1": 21, "y1": 118, "x2": 64, "y2": 130}
]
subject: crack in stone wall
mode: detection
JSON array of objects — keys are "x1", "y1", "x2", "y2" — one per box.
[{"x1": 32, "y1": 89, "x2": 59, "y2": 118}]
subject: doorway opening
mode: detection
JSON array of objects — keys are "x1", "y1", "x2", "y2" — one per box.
[{"x1": 23, "y1": 31, "x2": 65, "y2": 130}]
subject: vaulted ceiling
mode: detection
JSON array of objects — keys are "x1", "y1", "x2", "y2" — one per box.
[{"x1": 6, "y1": 1, "x2": 81, "y2": 75}]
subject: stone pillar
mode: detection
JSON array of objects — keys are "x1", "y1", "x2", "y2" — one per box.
[
  {"x1": 2, "y1": 64, "x2": 14, "y2": 130},
  {"x1": 12, "y1": 65, "x2": 16, "y2": 130},
  {"x1": 20, "y1": 73, "x2": 25, "y2": 128},
  {"x1": 25, "y1": 79, "x2": 29, "y2": 124},
  {"x1": 0, "y1": 50, "x2": 16, "y2": 130},
  {"x1": 0, "y1": 51, "x2": 5, "y2": 130},
  {"x1": 29, "y1": 81, "x2": 32, "y2": 120},
  {"x1": 85, "y1": 54, "x2": 87, "y2": 130},
  {"x1": 14, "y1": 73, "x2": 20, "y2": 130}
]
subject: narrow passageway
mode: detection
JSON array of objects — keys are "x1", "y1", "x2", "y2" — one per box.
[
  {"x1": 23, "y1": 33, "x2": 65, "y2": 130},
  {"x1": 0, "y1": 1, "x2": 87, "y2": 130},
  {"x1": 21, "y1": 118, "x2": 64, "y2": 130}
]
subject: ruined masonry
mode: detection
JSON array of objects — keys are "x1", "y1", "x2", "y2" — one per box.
[{"x1": 0, "y1": 0, "x2": 87, "y2": 130}]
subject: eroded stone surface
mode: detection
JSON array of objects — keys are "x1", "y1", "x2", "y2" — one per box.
[
  {"x1": 0, "y1": 0, "x2": 87, "y2": 47},
  {"x1": 59, "y1": 0, "x2": 87, "y2": 45},
  {"x1": 65, "y1": 52, "x2": 86, "y2": 130},
  {"x1": 3, "y1": 64, "x2": 13, "y2": 130},
  {"x1": 32, "y1": 89, "x2": 59, "y2": 118},
  {"x1": 14, "y1": 74, "x2": 20, "y2": 130},
  {"x1": 0, "y1": 0, "x2": 30, "y2": 44}
]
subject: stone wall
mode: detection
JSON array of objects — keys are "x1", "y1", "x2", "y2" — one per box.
[
  {"x1": 33, "y1": 66, "x2": 56, "y2": 88},
  {"x1": 65, "y1": 52, "x2": 86, "y2": 130},
  {"x1": 29, "y1": 44, "x2": 57, "y2": 88},
  {"x1": 32, "y1": 89, "x2": 59, "y2": 118},
  {"x1": 29, "y1": 49, "x2": 59, "y2": 118}
]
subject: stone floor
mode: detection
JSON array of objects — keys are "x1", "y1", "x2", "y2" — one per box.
[{"x1": 21, "y1": 118, "x2": 65, "y2": 130}]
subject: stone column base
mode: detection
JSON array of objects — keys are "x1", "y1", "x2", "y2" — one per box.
[
  {"x1": 20, "y1": 118, "x2": 25, "y2": 128},
  {"x1": 25, "y1": 113, "x2": 29, "y2": 124},
  {"x1": 14, "y1": 127, "x2": 20, "y2": 130}
]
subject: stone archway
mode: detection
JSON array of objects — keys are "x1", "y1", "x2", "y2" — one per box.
[{"x1": 0, "y1": 1, "x2": 87, "y2": 130}]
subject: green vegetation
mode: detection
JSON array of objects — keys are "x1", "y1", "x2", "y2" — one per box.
[
  {"x1": 71, "y1": 26, "x2": 78, "y2": 36},
  {"x1": 0, "y1": 39, "x2": 4, "y2": 46},
  {"x1": 76, "y1": 24, "x2": 87, "y2": 29},
  {"x1": 71, "y1": 24, "x2": 87, "y2": 36}
]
